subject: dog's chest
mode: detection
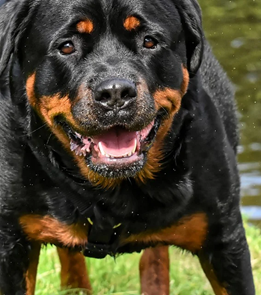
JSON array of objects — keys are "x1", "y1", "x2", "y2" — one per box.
[{"x1": 19, "y1": 212, "x2": 208, "y2": 256}]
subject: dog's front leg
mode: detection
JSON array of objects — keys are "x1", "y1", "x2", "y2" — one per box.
[
  {"x1": 0, "y1": 217, "x2": 32, "y2": 295},
  {"x1": 26, "y1": 243, "x2": 41, "y2": 295},
  {"x1": 139, "y1": 246, "x2": 170, "y2": 295},
  {"x1": 198, "y1": 220, "x2": 255, "y2": 295},
  {"x1": 57, "y1": 247, "x2": 92, "y2": 294}
]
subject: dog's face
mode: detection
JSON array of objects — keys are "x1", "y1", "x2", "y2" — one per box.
[{"x1": 1, "y1": 0, "x2": 203, "y2": 188}]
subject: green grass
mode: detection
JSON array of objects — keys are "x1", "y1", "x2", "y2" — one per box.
[{"x1": 36, "y1": 223, "x2": 261, "y2": 295}]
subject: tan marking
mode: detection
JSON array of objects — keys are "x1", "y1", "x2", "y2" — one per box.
[
  {"x1": 26, "y1": 74, "x2": 81, "y2": 156},
  {"x1": 57, "y1": 248, "x2": 92, "y2": 293},
  {"x1": 39, "y1": 95, "x2": 74, "y2": 126},
  {"x1": 26, "y1": 73, "x2": 74, "y2": 126},
  {"x1": 122, "y1": 213, "x2": 207, "y2": 253},
  {"x1": 26, "y1": 243, "x2": 41, "y2": 295},
  {"x1": 181, "y1": 66, "x2": 189, "y2": 96},
  {"x1": 124, "y1": 16, "x2": 140, "y2": 31},
  {"x1": 77, "y1": 20, "x2": 94, "y2": 34},
  {"x1": 26, "y1": 73, "x2": 37, "y2": 108},
  {"x1": 135, "y1": 67, "x2": 189, "y2": 183},
  {"x1": 199, "y1": 254, "x2": 229, "y2": 295},
  {"x1": 153, "y1": 67, "x2": 189, "y2": 115},
  {"x1": 154, "y1": 88, "x2": 182, "y2": 114},
  {"x1": 140, "y1": 246, "x2": 169, "y2": 295},
  {"x1": 19, "y1": 215, "x2": 88, "y2": 247}
]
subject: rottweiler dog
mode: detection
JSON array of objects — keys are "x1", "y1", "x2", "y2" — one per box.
[{"x1": 0, "y1": 0, "x2": 256, "y2": 294}]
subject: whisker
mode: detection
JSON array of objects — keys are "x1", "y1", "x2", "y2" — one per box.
[
  {"x1": 30, "y1": 123, "x2": 48, "y2": 134},
  {"x1": 46, "y1": 133, "x2": 53, "y2": 145},
  {"x1": 155, "y1": 102, "x2": 169, "y2": 117}
]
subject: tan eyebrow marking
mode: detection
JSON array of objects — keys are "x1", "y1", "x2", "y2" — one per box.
[
  {"x1": 124, "y1": 16, "x2": 140, "y2": 31},
  {"x1": 77, "y1": 19, "x2": 94, "y2": 34}
]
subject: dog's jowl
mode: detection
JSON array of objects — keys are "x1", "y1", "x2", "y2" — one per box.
[{"x1": 0, "y1": 0, "x2": 255, "y2": 294}]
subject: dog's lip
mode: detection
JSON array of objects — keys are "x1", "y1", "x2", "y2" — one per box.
[{"x1": 59, "y1": 116, "x2": 161, "y2": 164}]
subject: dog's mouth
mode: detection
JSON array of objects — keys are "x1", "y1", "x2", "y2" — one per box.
[{"x1": 59, "y1": 115, "x2": 161, "y2": 175}]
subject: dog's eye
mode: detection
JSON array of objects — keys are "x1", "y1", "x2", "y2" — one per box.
[
  {"x1": 59, "y1": 41, "x2": 75, "y2": 55},
  {"x1": 143, "y1": 36, "x2": 158, "y2": 49}
]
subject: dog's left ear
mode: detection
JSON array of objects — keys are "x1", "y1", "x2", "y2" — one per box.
[
  {"x1": 174, "y1": 0, "x2": 204, "y2": 75},
  {"x1": 0, "y1": 0, "x2": 31, "y2": 76}
]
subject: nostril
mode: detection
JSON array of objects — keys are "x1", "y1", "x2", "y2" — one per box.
[
  {"x1": 98, "y1": 90, "x2": 111, "y2": 102},
  {"x1": 121, "y1": 87, "x2": 137, "y2": 100},
  {"x1": 121, "y1": 90, "x2": 130, "y2": 100}
]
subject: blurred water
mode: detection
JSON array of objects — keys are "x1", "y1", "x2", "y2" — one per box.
[{"x1": 199, "y1": 0, "x2": 261, "y2": 226}]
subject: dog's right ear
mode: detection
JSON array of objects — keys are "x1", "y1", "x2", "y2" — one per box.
[
  {"x1": 0, "y1": 0, "x2": 31, "y2": 76},
  {"x1": 173, "y1": 0, "x2": 204, "y2": 76}
]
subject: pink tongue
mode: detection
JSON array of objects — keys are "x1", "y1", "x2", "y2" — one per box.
[{"x1": 93, "y1": 127, "x2": 137, "y2": 157}]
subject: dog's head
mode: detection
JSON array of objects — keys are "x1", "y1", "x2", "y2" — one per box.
[{"x1": 0, "y1": 0, "x2": 203, "y2": 188}]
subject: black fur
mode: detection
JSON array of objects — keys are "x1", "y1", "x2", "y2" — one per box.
[{"x1": 0, "y1": 0, "x2": 255, "y2": 294}]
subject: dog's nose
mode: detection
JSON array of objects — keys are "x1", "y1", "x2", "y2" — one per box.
[{"x1": 94, "y1": 79, "x2": 137, "y2": 109}]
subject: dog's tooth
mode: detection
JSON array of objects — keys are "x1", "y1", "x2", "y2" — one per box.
[
  {"x1": 80, "y1": 148, "x2": 86, "y2": 156},
  {"x1": 75, "y1": 132, "x2": 82, "y2": 138},
  {"x1": 98, "y1": 142, "x2": 106, "y2": 156},
  {"x1": 132, "y1": 139, "x2": 137, "y2": 153},
  {"x1": 128, "y1": 152, "x2": 132, "y2": 157},
  {"x1": 105, "y1": 154, "x2": 110, "y2": 158},
  {"x1": 70, "y1": 142, "x2": 77, "y2": 151}
]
